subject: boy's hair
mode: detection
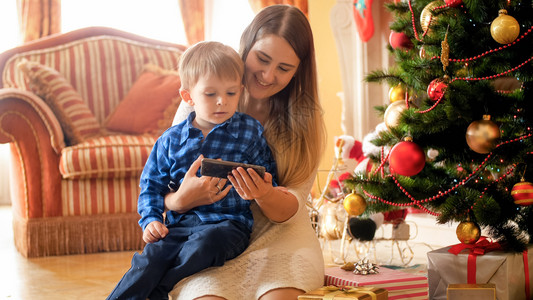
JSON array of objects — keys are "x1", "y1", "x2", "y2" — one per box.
[{"x1": 179, "y1": 41, "x2": 244, "y2": 90}]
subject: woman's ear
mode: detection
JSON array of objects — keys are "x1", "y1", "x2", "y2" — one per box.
[{"x1": 180, "y1": 89, "x2": 194, "y2": 106}]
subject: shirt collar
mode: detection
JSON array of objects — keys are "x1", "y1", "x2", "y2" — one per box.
[{"x1": 179, "y1": 111, "x2": 242, "y2": 145}]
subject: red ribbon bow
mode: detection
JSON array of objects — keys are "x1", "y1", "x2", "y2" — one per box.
[
  {"x1": 448, "y1": 236, "x2": 502, "y2": 256},
  {"x1": 448, "y1": 236, "x2": 502, "y2": 284}
]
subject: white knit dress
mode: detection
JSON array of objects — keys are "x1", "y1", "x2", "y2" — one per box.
[{"x1": 168, "y1": 103, "x2": 325, "y2": 299}]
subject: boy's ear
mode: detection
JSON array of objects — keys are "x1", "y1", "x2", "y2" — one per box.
[{"x1": 180, "y1": 89, "x2": 194, "y2": 105}]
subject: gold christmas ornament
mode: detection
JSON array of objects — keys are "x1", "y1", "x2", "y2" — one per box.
[
  {"x1": 490, "y1": 9, "x2": 520, "y2": 44},
  {"x1": 456, "y1": 220, "x2": 481, "y2": 244},
  {"x1": 465, "y1": 115, "x2": 501, "y2": 154},
  {"x1": 384, "y1": 100, "x2": 407, "y2": 129},
  {"x1": 389, "y1": 83, "x2": 407, "y2": 103},
  {"x1": 343, "y1": 193, "x2": 367, "y2": 216},
  {"x1": 441, "y1": 29, "x2": 450, "y2": 71},
  {"x1": 420, "y1": 1, "x2": 442, "y2": 33}
]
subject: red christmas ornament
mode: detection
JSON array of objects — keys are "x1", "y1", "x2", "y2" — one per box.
[
  {"x1": 389, "y1": 31, "x2": 413, "y2": 50},
  {"x1": 427, "y1": 78, "x2": 448, "y2": 101},
  {"x1": 445, "y1": 0, "x2": 462, "y2": 7},
  {"x1": 511, "y1": 180, "x2": 533, "y2": 206},
  {"x1": 389, "y1": 138, "x2": 426, "y2": 176}
]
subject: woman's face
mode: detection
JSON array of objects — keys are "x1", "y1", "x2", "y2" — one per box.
[{"x1": 244, "y1": 34, "x2": 300, "y2": 101}]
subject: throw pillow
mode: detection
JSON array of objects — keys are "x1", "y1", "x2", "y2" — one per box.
[
  {"x1": 104, "y1": 64, "x2": 181, "y2": 135},
  {"x1": 17, "y1": 59, "x2": 103, "y2": 145}
]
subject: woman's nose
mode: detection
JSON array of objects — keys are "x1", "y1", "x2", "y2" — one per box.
[{"x1": 261, "y1": 66, "x2": 275, "y2": 83}]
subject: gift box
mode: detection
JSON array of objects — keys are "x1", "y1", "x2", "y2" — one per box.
[
  {"x1": 446, "y1": 283, "x2": 496, "y2": 300},
  {"x1": 298, "y1": 286, "x2": 388, "y2": 299},
  {"x1": 427, "y1": 243, "x2": 532, "y2": 300},
  {"x1": 325, "y1": 266, "x2": 428, "y2": 300}
]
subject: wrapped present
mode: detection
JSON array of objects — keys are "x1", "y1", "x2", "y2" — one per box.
[
  {"x1": 427, "y1": 242, "x2": 532, "y2": 300},
  {"x1": 298, "y1": 286, "x2": 388, "y2": 299},
  {"x1": 325, "y1": 266, "x2": 428, "y2": 300},
  {"x1": 446, "y1": 283, "x2": 496, "y2": 300}
]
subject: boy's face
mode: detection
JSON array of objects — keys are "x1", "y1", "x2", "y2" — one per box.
[{"x1": 181, "y1": 74, "x2": 242, "y2": 131}]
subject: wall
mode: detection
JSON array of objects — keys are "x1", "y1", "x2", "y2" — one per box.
[{"x1": 309, "y1": 0, "x2": 344, "y2": 196}]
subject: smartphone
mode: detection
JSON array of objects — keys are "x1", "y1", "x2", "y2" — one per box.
[{"x1": 200, "y1": 158, "x2": 266, "y2": 179}]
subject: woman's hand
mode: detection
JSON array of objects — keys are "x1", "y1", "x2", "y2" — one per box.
[
  {"x1": 228, "y1": 167, "x2": 274, "y2": 200},
  {"x1": 165, "y1": 155, "x2": 231, "y2": 213},
  {"x1": 229, "y1": 168, "x2": 298, "y2": 222},
  {"x1": 143, "y1": 221, "x2": 169, "y2": 244}
]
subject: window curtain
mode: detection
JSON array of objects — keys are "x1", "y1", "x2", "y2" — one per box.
[
  {"x1": 248, "y1": 0, "x2": 308, "y2": 16},
  {"x1": 178, "y1": 0, "x2": 205, "y2": 45},
  {"x1": 17, "y1": 0, "x2": 61, "y2": 43}
]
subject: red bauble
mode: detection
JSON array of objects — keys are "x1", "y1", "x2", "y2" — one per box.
[
  {"x1": 511, "y1": 181, "x2": 533, "y2": 206},
  {"x1": 389, "y1": 140, "x2": 426, "y2": 176},
  {"x1": 427, "y1": 78, "x2": 448, "y2": 101},
  {"x1": 389, "y1": 31, "x2": 413, "y2": 50},
  {"x1": 445, "y1": 0, "x2": 462, "y2": 7}
]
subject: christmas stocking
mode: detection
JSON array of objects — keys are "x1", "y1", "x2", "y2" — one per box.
[{"x1": 353, "y1": 0, "x2": 374, "y2": 42}]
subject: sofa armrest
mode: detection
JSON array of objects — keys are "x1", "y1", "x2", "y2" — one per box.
[
  {"x1": 0, "y1": 88, "x2": 64, "y2": 218},
  {"x1": 0, "y1": 88, "x2": 65, "y2": 152}
]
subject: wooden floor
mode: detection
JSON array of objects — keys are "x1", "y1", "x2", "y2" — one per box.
[
  {"x1": 0, "y1": 206, "x2": 134, "y2": 299},
  {"x1": 0, "y1": 205, "x2": 457, "y2": 299}
]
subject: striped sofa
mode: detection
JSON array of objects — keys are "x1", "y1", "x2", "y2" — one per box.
[{"x1": 0, "y1": 27, "x2": 186, "y2": 257}]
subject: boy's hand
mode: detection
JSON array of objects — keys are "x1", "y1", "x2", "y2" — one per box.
[
  {"x1": 143, "y1": 221, "x2": 169, "y2": 244},
  {"x1": 166, "y1": 155, "x2": 231, "y2": 213}
]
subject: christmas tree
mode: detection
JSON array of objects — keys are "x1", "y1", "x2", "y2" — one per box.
[{"x1": 344, "y1": 0, "x2": 533, "y2": 251}]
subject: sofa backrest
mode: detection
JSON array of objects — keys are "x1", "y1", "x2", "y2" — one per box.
[{"x1": 1, "y1": 29, "x2": 185, "y2": 124}]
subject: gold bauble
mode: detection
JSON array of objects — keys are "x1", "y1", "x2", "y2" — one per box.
[
  {"x1": 465, "y1": 115, "x2": 501, "y2": 154},
  {"x1": 389, "y1": 84, "x2": 407, "y2": 103},
  {"x1": 420, "y1": 1, "x2": 442, "y2": 33},
  {"x1": 490, "y1": 9, "x2": 520, "y2": 44},
  {"x1": 456, "y1": 221, "x2": 481, "y2": 244},
  {"x1": 384, "y1": 100, "x2": 407, "y2": 129},
  {"x1": 343, "y1": 193, "x2": 367, "y2": 216}
]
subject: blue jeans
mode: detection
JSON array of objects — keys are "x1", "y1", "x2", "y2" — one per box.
[{"x1": 107, "y1": 214, "x2": 251, "y2": 300}]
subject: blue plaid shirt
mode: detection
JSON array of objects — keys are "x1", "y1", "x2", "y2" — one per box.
[{"x1": 138, "y1": 111, "x2": 277, "y2": 232}]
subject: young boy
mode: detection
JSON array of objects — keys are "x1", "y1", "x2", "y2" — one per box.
[{"x1": 107, "y1": 41, "x2": 277, "y2": 300}]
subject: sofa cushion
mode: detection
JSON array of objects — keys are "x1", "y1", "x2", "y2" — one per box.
[
  {"x1": 105, "y1": 64, "x2": 181, "y2": 135},
  {"x1": 59, "y1": 134, "x2": 157, "y2": 179},
  {"x1": 17, "y1": 60, "x2": 104, "y2": 145}
]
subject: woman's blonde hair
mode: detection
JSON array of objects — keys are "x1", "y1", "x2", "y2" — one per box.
[
  {"x1": 179, "y1": 41, "x2": 244, "y2": 90},
  {"x1": 239, "y1": 5, "x2": 326, "y2": 187}
]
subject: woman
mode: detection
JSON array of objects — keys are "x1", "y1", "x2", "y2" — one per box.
[{"x1": 166, "y1": 5, "x2": 326, "y2": 299}]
